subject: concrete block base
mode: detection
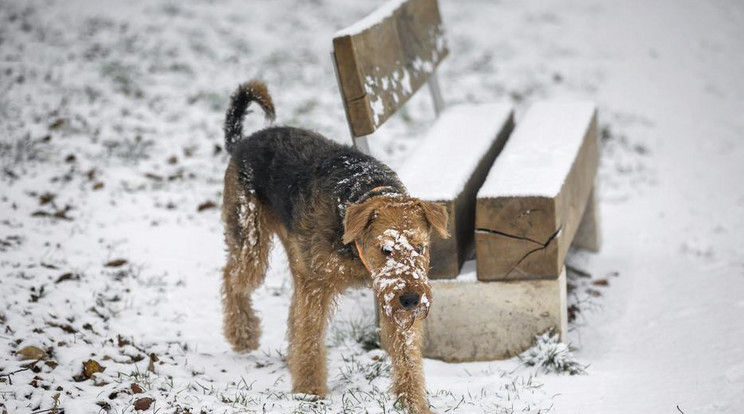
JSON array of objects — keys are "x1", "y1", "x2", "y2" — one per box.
[{"x1": 422, "y1": 267, "x2": 567, "y2": 362}]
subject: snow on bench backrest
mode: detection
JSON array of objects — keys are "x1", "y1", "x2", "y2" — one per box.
[{"x1": 333, "y1": 0, "x2": 447, "y2": 137}]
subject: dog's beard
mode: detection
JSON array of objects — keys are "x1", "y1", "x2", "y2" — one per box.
[
  {"x1": 377, "y1": 286, "x2": 430, "y2": 331},
  {"x1": 391, "y1": 303, "x2": 429, "y2": 331},
  {"x1": 371, "y1": 252, "x2": 431, "y2": 331}
]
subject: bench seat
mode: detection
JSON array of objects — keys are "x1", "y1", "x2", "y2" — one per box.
[
  {"x1": 475, "y1": 102, "x2": 599, "y2": 281},
  {"x1": 397, "y1": 103, "x2": 514, "y2": 279}
]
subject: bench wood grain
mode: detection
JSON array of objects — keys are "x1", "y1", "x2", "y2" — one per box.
[{"x1": 333, "y1": 0, "x2": 447, "y2": 137}]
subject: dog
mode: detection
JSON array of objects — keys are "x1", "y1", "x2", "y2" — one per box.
[{"x1": 220, "y1": 80, "x2": 449, "y2": 413}]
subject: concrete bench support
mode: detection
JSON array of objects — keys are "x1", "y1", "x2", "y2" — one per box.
[
  {"x1": 423, "y1": 267, "x2": 568, "y2": 361},
  {"x1": 398, "y1": 104, "x2": 514, "y2": 279}
]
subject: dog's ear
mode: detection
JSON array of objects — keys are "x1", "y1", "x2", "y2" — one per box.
[
  {"x1": 419, "y1": 201, "x2": 450, "y2": 239},
  {"x1": 343, "y1": 200, "x2": 377, "y2": 245}
]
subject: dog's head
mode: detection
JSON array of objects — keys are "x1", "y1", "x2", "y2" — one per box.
[{"x1": 343, "y1": 195, "x2": 449, "y2": 330}]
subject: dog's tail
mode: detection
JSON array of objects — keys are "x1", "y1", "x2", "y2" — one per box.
[{"x1": 224, "y1": 80, "x2": 275, "y2": 154}]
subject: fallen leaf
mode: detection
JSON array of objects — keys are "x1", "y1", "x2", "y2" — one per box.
[
  {"x1": 131, "y1": 383, "x2": 144, "y2": 394},
  {"x1": 587, "y1": 288, "x2": 602, "y2": 297},
  {"x1": 117, "y1": 335, "x2": 130, "y2": 347},
  {"x1": 39, "y1": 192, "x2": 56, "y2": 205},
  {"x1": 82, "y1": 359, "x2": 105, "y2": 379},
  {"x1": 147, "y1": 353, "x2": 158, "y2": 373},
  {"x1": 16, "y1": 346, "x2": 47, "y2": 360},
  {"x1": 591, "y1": 279, "x2": 609, "y2": 287},
  {"x1": 49, "y1": 118, "x2": 66, "y2": 130},
  {"x1": 55, "y1": 273, "x2": 79, "y2": 284},
  {"x1": 134, "y1": 397, "x2": 154, "y2": 411},
  {"x1": 197, "y1": 201, "x2": 216, "y2": 212},
  {"x1": 105, "y1": 259, "x2": 128, "y2": 268}
]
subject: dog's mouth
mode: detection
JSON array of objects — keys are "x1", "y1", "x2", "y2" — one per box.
[{"x1": 392, "y1": 305, "x2": 429, "y2": 331}]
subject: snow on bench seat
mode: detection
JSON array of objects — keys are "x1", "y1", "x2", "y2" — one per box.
[
  {"x1": 397, "y1": 103, "x2": 514, "y2": 279},
  {"x1": 475, "y1": 102, "x2": 599, "y2": 280}
]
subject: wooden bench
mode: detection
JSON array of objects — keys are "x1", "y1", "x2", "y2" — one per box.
[
  {"x1": 332, "y1": 0, "x2": 514, "y2": 279},
  {"x1": 476, "y1": 102, "x2": 600, "y2": 280},
  {"x1": 332, "y1": 0, "x2": 601, "y2": 361},
  {"x1": 424, "y1": 103, "x2": 600, "y2": 361}
]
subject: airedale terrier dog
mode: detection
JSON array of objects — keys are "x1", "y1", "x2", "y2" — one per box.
[{"x1": 220, "y1": 80, "x2": 449, "y2": 414}]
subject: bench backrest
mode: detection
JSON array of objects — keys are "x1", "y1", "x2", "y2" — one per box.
[{"x1": 332, "y1": 0, "x2": 448, "y2": 138}]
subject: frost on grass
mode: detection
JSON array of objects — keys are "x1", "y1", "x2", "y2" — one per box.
[{"x1": 519, "y1": 330, "x2": 587, "y2": 376}]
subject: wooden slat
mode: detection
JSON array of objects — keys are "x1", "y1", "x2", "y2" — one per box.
[
  {"x1": 333, "y1": 0, "x2": 448, "y2": 137},
  {"x1": 398, "y1": 103, "x2": 514, "y2": 279},
  {"x1": 475, "y1": 103, "x2": 599, "y2": 280}
]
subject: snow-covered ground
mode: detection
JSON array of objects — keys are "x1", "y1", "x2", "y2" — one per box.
[{"x1": 2, "y1": 0, "x2": 743, "y2": 412}]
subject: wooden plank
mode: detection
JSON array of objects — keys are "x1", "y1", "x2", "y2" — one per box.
[
  {"x1": 333, "y1": 0, "x2": 448, "y2": 137},
  {"x1": 397, "y1": 103, "x2": 514, "y2": 279},
  {"x1": 475, "y1": 103, "x2": 599, "y2": 280}
]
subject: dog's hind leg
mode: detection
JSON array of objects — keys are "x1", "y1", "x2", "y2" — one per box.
[
  {"x1": 285, "y1": 249, "x2": 337, "y2": 397},
  {"x1": 221, "y1": 160, "x2": 272, "y2": 352}
]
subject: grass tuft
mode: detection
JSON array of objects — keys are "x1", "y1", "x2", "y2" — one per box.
[{"x1": 519, "y1": 330, "x2": 587, "y2": 376}]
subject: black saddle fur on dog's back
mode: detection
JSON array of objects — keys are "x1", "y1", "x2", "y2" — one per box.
[
  {"x1": 230, "y1": 126, "x2": 406, "y2": 234},
  {"x1": 224, "y1": 80, "x2": 406, "y2": 237}
]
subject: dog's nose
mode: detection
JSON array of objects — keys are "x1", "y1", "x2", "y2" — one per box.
[{"x1": 399, "y1": 293, "x2": 420, "y2": 309}]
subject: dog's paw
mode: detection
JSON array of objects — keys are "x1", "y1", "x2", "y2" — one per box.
[
  {"x1": 224, "y1": 317, "x2": 261, "y2": 352},
  {"x1": 291, "y1": 384, "x2": 329, "y2": 398}
]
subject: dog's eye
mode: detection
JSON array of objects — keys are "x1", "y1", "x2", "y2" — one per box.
[
  {"x1": 381, "y1": 245, "x2": 393, "y2": 256},
  {"x1": 415, "y1": 245, "x2": 424, "y2": 254}
]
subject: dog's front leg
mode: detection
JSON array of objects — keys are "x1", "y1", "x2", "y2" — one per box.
[
  {"x1": 287, "y1": 276, "x2": 335, "y2": 397},
  {"x1": 380, "y1": 316, "x2": 433, "y2": 414}
]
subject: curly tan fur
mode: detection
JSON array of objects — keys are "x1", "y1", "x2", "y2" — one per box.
[{"x1": 219, "y1": 80, "x2": 449, "y2": 414}]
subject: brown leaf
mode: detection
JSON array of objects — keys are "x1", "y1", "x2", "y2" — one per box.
[
  {"x1": 105, "y1": 259, "x2": 128, "y2": 268},
  {"x1": 83, "y1": 359, "x2": 105, "y2": 379},
  {"x1": 197, "y1": 201, "x2": 216, "y2": 212},
  {"x1": 117, "y1": 335, "x2": 130, "y2": 347},
  {"x1": 55, "y1": 273, "x2": 80, "y2": 284},
  {"x1": 49, "y1": 118, "x2": 66, "y2": 130},
  {"x1": 39, "y1": 192, "x2": 56, "y2": 205},
  {"x1": 591, "y1": 279, "x2": 609, "y2": 287},
  {"x1": 587, "y1": 288, "x2": 602, "y2": 297},
  {"x1": 93, "y1": 182, "x2": 104, "y2": 190},
  {"x1": 134, "y1": 397, "x2": 154, "y2": 411},
  {"x1": 131, "y1": 383, "x2": 144, "y2": 394},
  {"x1": 16, "y1": 346, "x2": 47, "y2": 361},
  {"x1": 147, "y1": 352, "x2": 158, "y2": 373}
]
